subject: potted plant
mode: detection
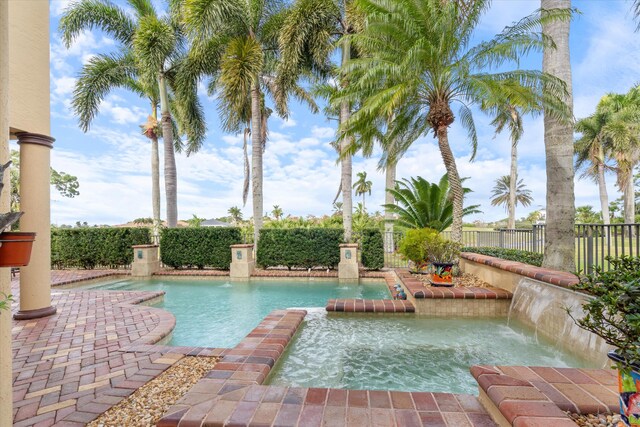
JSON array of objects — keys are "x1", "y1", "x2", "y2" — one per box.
[
  {"x1": 0, "y1": 160, "x2": 36, "y2": 267},
  {"x1": 428, "y1": 239, "x2": 461, "y2": 287},
  {"x1": 570, "y1": 255, "x2": 640, "y2": 427}
]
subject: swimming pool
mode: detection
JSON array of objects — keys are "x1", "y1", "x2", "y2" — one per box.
[
  {"x1": 267, "y1": 310, "x2": 595, "y2": 394},
  {"x1": 78, "y1": 278, "x2": 389, "y2": 348}
]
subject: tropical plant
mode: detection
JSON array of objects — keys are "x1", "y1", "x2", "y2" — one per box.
[
  {"x1": 59, "y1": 0, "x2": 206, "y2": 229},
  {"x1": 0, "y1": 292, "x2": 13, "y2": 312},
  {"x1": 228, "y1": 206, "x2": 243, "y2": 225},
  {"x1": 353, "y1": 171, "x2": 372, "y2": 211},
  {"x1": 278, "y1": 0, "x2": 363, "y2": 242},
  {"x1": 397, "y1": 228, "x2": 440, "y2": 267},
  {"x1": 0, "y1": 160, "x2": 22, "y2": 232},
  {"x1": 490, "y1": 175, "x2": 533, "y2": 213},
  {"x1": 186, "y1": 214, "x2": 204, "y2": 227},
  {"x1": 570, "y1": 256, "x2": 640, "y2": 371},
  {"x1": 384, "y1": 175, "x2": 481, "y2": 232},
  {"x1": 575, "y1": 205, "x2": 601, "y2": 224},
  {"x1": 272, "y1": 205, "x2": 283, "y2": 221},
  {"x1": 575, "y1": 111, "x2": 612, "y2": 224},
  {"x1": 184, "y1": 0, "x2": 316, "y2": 244},
  {"x1": 338, "y1": 0, "x2": 570, "y2": 246}
]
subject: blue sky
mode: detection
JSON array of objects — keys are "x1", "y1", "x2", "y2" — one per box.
[{"x1": 40, "y1": 0, "x2": 640, "y2": 225}]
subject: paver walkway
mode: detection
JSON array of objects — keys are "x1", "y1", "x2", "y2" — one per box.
[{"x1": 10, "y1": 270, "x2": 187, "y2": 427}]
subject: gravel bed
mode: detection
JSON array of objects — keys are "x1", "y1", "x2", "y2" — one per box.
[
  {"x1": 88, "y1": 356, "x2": 219, "y2": 427},
  {"x1": 413, "y1": 272, "x2": 492, "y2": 288},
  {"x1": 567, "y1": 412, "x2": 621, "y2": 426}
]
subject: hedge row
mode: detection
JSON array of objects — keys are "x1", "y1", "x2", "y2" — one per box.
[
  {"x1": 51, "y1": 228, "x2": 151, "y2": 269},
  {"x1": 160, "y1": 228, "x2": 242, "y2": 269},
  {"x1": 462, "y1": 246, "x2": 543, "y2": 267},
  {"x1": 360, "y1": 229, "x2": 384, "y2": 270},
  {"x1": 257, "y1": 228, "x2": 343, "y2": 269}
]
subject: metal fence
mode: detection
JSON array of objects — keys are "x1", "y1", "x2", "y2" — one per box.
[{"x1": 386, "y1": 224, "x2": 640, "y2": 274}]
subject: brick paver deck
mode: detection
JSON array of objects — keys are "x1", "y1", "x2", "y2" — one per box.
[{"x1": 10, "y1": 271, "x2": 192, "y2": 427}]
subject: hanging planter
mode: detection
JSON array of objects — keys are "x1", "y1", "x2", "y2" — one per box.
[{"x1": 0, "y1": 232, "x2": 36, "y2": 267}]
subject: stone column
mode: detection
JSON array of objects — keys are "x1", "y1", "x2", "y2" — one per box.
[
  {"x1": 14, "y1": 133, "x2": 55, "y2": 320},
  {"x1": 131, "y1": 245, "x2": 160, "y2": 277},
  {"x1": 0, "y1": 0, "x2": 12, "y2": 423},
  {"x1": 338, "y1": 243, "x2": 359, "y2": 281},
  {"x1": 230, "y1": 244, "x2": 255, "y2": 279}
]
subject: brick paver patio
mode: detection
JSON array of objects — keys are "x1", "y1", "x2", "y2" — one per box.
[{"x1": 10, "y1": 270, "x2": 190, "y2": 426}]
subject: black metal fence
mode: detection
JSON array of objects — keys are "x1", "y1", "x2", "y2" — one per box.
[{"x1": 386, "y1": 224, "x2": 640, "y2": 274}]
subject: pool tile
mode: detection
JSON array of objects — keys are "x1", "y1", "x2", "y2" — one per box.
[
  {"x1": 390, "y1": 391, "x2": 414, "y2": 409},
  {"x1": 305, "y1": 388, "x2": 328, "y2": 405},
  {"x1": 442, "y1": 411, "x2": 473, "y2": 427},
  {"x1": 394, "y1": 409, "x2": 421, "y2": 427},
  {"x1": 250, "y1": 402, "x2": 281, "y2": 426},
  {"x1": 411, "y1": 392, "x2": 438, "y2": 411},
  {"x1": 272, "y1": 403, "x2": 302, "y2": 426},
  {"x1": 321, "y1": 405, "x2": 346, "y2": 426},
  {"x1": 467, "y1": 412, "x2": 499, "y2": 427},
  {"x1": 326, "y1": 389, "x2": 348, "y2": 407},
  {"x1": 262, "y1": 386, "x2": 287, "y2": 403},
  {"x1": 418, "y1": 411, "x2": 447, "y2": 427},
  {"x1": 370, "y1": 408, "x2": 396, "y2": 426},
  {"x1": 298, "y1": 404, "x2": 324, "y2": 427},
  {"x1": 433, "y1": 393, "x2": 463, "y2": 412},
  {"x1": 346, "y1": 407, "x2": 370, "y2": 425},
  {"x1": 368, "y1": 390, "x2": 392, "y2": 408},
  {"x1": 228, "y1": 400, "x2": 260, "y2": 425},
  {"x1": 283, "y1": 388, "x2": 307, "y2": 405},
  {"x1": 347, "y1": 390, "x2": 369, "y2": 408}
]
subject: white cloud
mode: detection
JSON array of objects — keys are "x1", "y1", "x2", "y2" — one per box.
[
  {"x1": 311, "y1": 126, "x2": 335, "y2": 139},
  {"x1": 53, "y1": 76, "x2": 76, "y2": 96}
]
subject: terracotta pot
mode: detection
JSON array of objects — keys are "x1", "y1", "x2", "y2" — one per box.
[
  {"x1": 0, "y1": 232, "x2": 36, "y2": 267},
  {"x1": 609, "y1": 352, "x2": 640, "y2": 426}
]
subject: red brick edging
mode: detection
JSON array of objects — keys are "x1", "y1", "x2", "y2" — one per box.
[
  {"x1": 396, "y1": 270, "x2": 512, "y2": 300},
  {"x1": 461, "y1": 253, "x2": 580, "y2": 288}
]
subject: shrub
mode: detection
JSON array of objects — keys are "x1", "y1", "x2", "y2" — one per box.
[
  {"x1": 257, "y1": 228, "x2": 343, "y2": 269},
  {"x1": 397, "y1": 228, "x2": 440, "y2": 265},
  {"x1": 461, "y1": 247, "x2": 543, "y2": 267},
  {"x1": 160, "y1": 227, "x2": 242, "y2": 269},
  {"x1": 51, "y1": 228, "x2": 151, "y2": 269},
  {"x1": 570, "y1": 256, "x2": 640, "y2": 370},
  {"x1": 361, "y1": 228, "x2": 384, "y2": 270}
]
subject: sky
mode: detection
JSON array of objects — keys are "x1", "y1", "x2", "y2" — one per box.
[{"x1": 37, "y1": 0, "x2": 640, "y2": 226}]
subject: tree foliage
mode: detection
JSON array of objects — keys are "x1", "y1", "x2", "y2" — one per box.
[
  {"x1": 256, "y1": 228, "x2": 343, "y2": 269},
  {"x1": 490, "y1": 175, "x2": 533, "y2": 211},
  {"x1": 160, "y1": 227, "x2": 243, "y2": 269}
]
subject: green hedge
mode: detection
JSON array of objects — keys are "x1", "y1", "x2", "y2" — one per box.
[
  {"x1": 51, "y1": 228, "x2": 151, "y2": 269},
  {"x1": 257, "y1": 228, "x2": 343, "y2": 269},
  {"x1": 462, "y1": 247, "x2": 543, "y2": 267},
  {"x1": 361, "y1": 229, "x2": 384, "y2": 270},
  {"x1": 160, "y1": 227, "x2": 242, "y2": 269}
]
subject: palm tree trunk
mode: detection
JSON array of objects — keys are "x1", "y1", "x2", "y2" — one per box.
[
  {"x1": 159, "y1": 74, "x2": 178, "y2": 228},
  {"x1": 624, "y1": 171, "x2": 635, "y2": 224},
  {"x1": 250, "y1": 77, "x2": 263, "y2": 244},
  {"x1": 151, "y1": 104, "x2": 161, "y2": 241},
  {"x1": 384, "y1": 162, "x2": 396, "y2": 253},
  {"x1": 437, "y1": 127, "x2": 463, "y2": 243},
  {"x1": 541, "y1": 0, "x2": 575, "y2": 272},
  {"x1": 340, "y1": 43, "x2": 353, "y2": 243},
  {"x1": 597, "y1": 149, "x2": 610, "y2": 224},
  {"x1": 508, "y1": 139, "x2": 517, "y2": 230}
]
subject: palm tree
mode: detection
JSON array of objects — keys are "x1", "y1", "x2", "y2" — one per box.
[
  {"x1": 184, "y1": 0, "x2": 315, "y2": 244},
  {"x1": 575, "y1": 111, "x2": 612, "y2": 224},
  {"x1": 277, "y1": 0, "x2": 362, "y2": 242},
  {"x1": 272, "y1": 205, "x2": 283, "y2": 220},
  {"x1": 384, "y1": 175, "x2": 481, "y2": 232},
  {"x1": 541, "y1": 0, "x2": 575, "y2": 271},
  {"x1": 490, "y1": 175, "x2": 533, "y2": 214},
  {"x1": 353, "y1": 171, "x2": 372, "y2": 211},
  {"x1": 228, "y1": 206, "x2": 243, "y2": 225},
  {"x1": 59, "y1": 0, "x2": 205, "y2": 229},
  {"x1": 339, "y1": 0, "x2": 570, "y2": 245}
]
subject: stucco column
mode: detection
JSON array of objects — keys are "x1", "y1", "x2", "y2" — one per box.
[
  {"x1": 0, "y1": 0, "x2": 12, "y2": 423},
  {"x1": 14, "y1": 132, "x2": 55, "y2": 320}
]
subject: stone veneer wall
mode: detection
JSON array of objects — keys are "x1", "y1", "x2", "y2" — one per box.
[{"x1": 460, "y1": 253, "x2": 610, "y2": 366}]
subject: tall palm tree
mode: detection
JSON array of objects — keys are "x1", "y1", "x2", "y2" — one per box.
[
  {"x1": 490, "y1": 175, "x2": 533, "y2": 214},
  {"x1": 575, "y1": 111, "x2": 611, "y2": 225},
  {"x1": 228, "y1": 206, "x2": 243, "y2": 224},
  {"x1": 353, "y1": 171, "x2": 372, "y2": 211},
  {"x1": 384, "y1": 175, "x2": 481, "y2": 232},
  {"x1": 278, "y1": 0, "x2": 362, "y2": 242},
  {"x1": 541, "y1": 0, "x2": 575, "y2": 271},
  {"x1": 59, "y1": 0, "x2": 206, "y2": 228},
  {"x1": 597, "y1": 89, "x2": 640, "y2": 225},
  {"x1": 339, "y1": 0, "x2": 570, "y2": 245},
  {"x1": 184, "y1": 0, "x2": 315, "y2": 243},
  {"x1": 272, "y1": 205, "x2": 283, "y2": 220}
]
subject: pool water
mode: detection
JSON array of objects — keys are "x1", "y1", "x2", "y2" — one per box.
[
  {"x1": 80, "y1": 278, "x2": 389, "y2": 348},
  {"x1": 267, "y1": 310, "x2": 595, "y2": 394}
]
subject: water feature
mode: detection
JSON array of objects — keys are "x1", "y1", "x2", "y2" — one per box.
[
  {"x1": 76, "y1": 278, "x2": 389, "y2": 348},
  {"x1": 267, "y1": 310, "x2": 595, "y2": 394}
]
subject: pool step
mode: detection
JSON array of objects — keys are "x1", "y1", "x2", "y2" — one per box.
[{"x1": 325, "y1": 298, "x2": 415, "y2": 313}]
